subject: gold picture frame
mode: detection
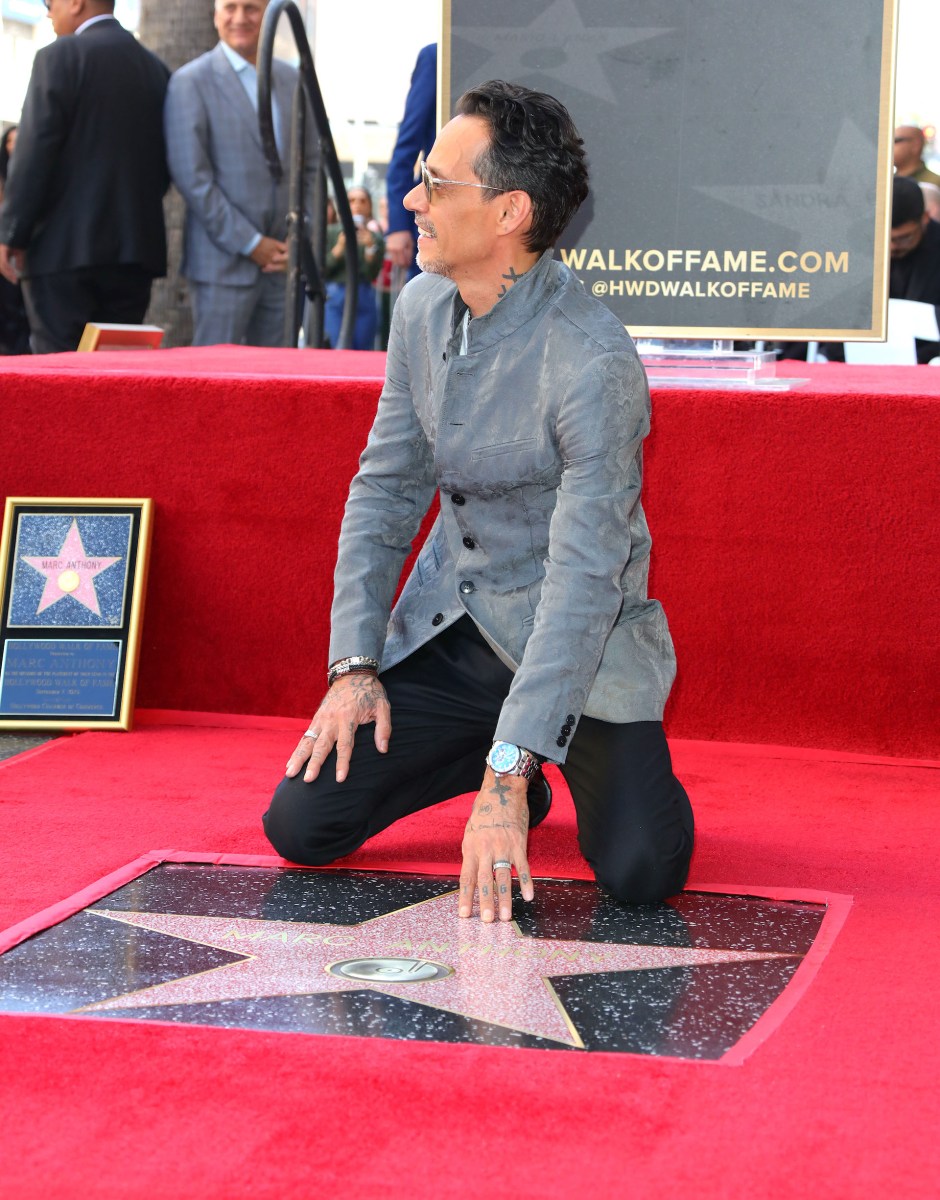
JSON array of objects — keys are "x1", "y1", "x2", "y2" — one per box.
[
  {"x1": 0, "y1": 498, "x2": 153, "y2": 731},
  {"x1": 77, "y1": 324, "x2": 164, "y2": 352}
]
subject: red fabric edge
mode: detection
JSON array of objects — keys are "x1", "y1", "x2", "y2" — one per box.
[
  {"x1": 133, "y1": 709, "x2": 303, "y2": 731},
  {"x1": 671, "y1": 737, "x2": 940, "y2": 771},
  {"x1": 0, "y1": 851, "x2": 165, "y2": 954},
  {"x1": 130, "y1": 712, "x2": 940, "y2": 768},
  {"x1": 0, "y1": 850, "x2": 852, "y2": 1067},
  {"x1": 692, "y1": 884, "x2": 854, "y2": 1066},
  {"x1": 0, "y1": 736, "x2": 75, "y2": 772}
]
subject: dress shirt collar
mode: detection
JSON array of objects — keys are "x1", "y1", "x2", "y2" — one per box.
[
  {"x1": 220, "y1": 38, "x2": 255, "y2": 77},
  {"x1": 75, "y1": 13, "x2": 117, "y2": 35},
  {"x1": 219, "y1": 39, "x2": 261, "y2": 113}
]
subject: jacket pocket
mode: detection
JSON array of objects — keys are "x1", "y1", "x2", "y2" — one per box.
[{"x1": 470, "y1": 437, "x2": 537, "y2": 459}]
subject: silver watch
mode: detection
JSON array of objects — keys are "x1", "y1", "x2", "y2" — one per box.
[{"x1": 486, "y1": 740, "x2": 540, "y2": 780}]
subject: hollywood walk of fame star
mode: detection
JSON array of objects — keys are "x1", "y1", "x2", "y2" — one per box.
[
  {"x1": 455, "y1": 0, "x2": 671, "y2": 105},
  {"x1": 77, "y1": 893, "x2": 794, "y2": 1047},
  {"x1": 21, "y1": 519, "x2": 122, "y2": 618}
]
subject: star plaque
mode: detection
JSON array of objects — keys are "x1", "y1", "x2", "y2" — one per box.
[
  {"x1": 0, "y1": 499, "x2": 152, "y2": 729},
  {"x1": 0, "y1": 854, "x2": 850, "y2": 1060}
]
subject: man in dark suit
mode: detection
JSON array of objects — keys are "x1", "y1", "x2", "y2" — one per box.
[{"x1": 0, "y1": 1, "x2": 169, "y2": 354}]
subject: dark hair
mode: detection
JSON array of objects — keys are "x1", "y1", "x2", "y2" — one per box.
[
  {"x1": 347, "y1": 185, "x2": 373, "y2": 214},
  {"x1": 0, "y1": 125, "x2": 16, "y2": 184},
  {"x1": 892, "y1": 175, "x2": 925, "y2": 227},
  {"x1": 455, "y1": 80, "x2": 589, "y2": 253}
]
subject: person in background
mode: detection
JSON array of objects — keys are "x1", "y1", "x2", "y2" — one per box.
[
  {"x1": 164, "y1": 0, "x2": 316, "y2": 346},
  {"x1": 324, "y1": 186, "x2": 384, "y2": 350},
  {"x1": 0, "y1": 125, "x2": 17, "y2": 192},
  {"x1": 0, "y1": 126, "x2": 30, "y2": 355},
  {"x1": 890, "y1": 175, "x2": 940, "y2": 364},
  {"x1": 0, "y1": 2, "x2": 169, "y2": 354},
  {"x1": 894, "y1": 125, "x2": 940, "y2": 186},
  {"x1": 375, "y1": 194, "x2": 394, "y2": 349},
  {"x1": 919, "y1": 182, "x2": 940, "y2": 223},
  {"x1": 384, "y1": 43, "x2": 437, "y2": 281}
]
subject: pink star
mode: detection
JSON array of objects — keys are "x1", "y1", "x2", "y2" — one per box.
[
  {"x1": 22, "y1": 520, "x2": 121, "y2": 617},
  {"x1": 78, "y1": 896, "x2": 794, "y2": 1047}
]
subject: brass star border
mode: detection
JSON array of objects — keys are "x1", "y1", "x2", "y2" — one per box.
[{"x1": 0, "y1": 852, "x2": 852, "y2": 1062}]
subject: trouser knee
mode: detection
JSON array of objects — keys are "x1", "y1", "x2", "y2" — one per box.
[
  {"x1": 591, "y1": 840, "x2": 692, "y2": 905},
  {"x1": 262, "y1": 775, "x2": 367, "y2": 866}
]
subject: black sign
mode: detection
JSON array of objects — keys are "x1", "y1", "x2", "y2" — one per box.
[{"x1": 444, "y1": 0, "x2": 897, "y2": 339}]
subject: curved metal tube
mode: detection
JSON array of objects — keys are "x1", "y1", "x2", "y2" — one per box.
[{"x1": 257, "y1": 0, "x2": 358, "y2": 349}]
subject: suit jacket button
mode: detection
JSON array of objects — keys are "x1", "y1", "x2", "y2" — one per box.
[
  {"x1": 462, "y1": 536, "x2": 476, "y2": 549},
  {"x1": 566, "y1": 714, "x2": 576, "y2": 724},
  {"x1": 432, "y1": 613, "x2": 444, "y2": 626},
  {"x1": 459, "y1": 580, "x2": 475, "y2": 594},
  {"x1": 451, "y1": 493, "x2": 466, "y2": 506},
  {"x1": 561, "y1": 724, "x2": 572, "y2": 735},
  {"x1": 556, "y1": 734, "x2": 568, "y2": 747}
]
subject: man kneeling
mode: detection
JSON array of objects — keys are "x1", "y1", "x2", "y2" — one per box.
[{"x1": 264, "y1": 81, "x2": 693, "y2": 920}]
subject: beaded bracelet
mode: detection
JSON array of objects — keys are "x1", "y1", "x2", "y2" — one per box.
[{"x1": 327, "y1": 656, "x2": 380, "y2": 687}]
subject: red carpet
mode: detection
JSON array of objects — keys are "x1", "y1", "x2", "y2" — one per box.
[
  {"x1": 1, "y1": 349, "x2": 937, "y2": 758},
  {"x1": 1, "y1": 718, "x2": 937, "y2": 1198}
]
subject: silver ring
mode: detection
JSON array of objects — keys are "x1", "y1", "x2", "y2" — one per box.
[
  {"x1": 304, "y1": 729, "x2": 319, "y2": 740},
  {"x1": 492, "y1": 860, "x2": 512, "y2": 871}
]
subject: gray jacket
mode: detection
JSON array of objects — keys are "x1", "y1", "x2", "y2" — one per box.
[
  {"x1": 164, "y1": 44, "x2": 313, "y2": 287},
  {"x1": 329, "y1": 251, "x2": 676, "y2": 763}
]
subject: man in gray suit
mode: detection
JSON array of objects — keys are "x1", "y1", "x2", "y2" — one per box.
[
  {"x1": 164, "y1": 0, "x2": 311, "y2": 346},
  {"x1": 265, "y1": 82, "x2": 693, "y2": 921}
]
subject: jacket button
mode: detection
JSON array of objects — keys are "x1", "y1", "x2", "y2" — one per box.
[
  {"x1": 459, "y1": 580, "x2": 475, "y2": 595},
  {"x1": 561, "y1": 724, "x2": 572, "y2": 736},
  {"x1": 451, "y1": 493, "x2": 466, "y2": 506},
  {"x1": 432, "y1": 613, "x2": 444, "y2": 626},
  {"x1": 462, "y1": 536, "x2": 476, "y2": 549},
  {"x1": 556, "y1": 734, "x2": 568, "y2": 747},
  {"x1": 566, "y1": 714, "x2": 576, "y2": 724}
]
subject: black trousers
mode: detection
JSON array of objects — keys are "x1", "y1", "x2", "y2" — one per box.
[
  {"x1": 264, "y1": 617, "x2": 694, "y2": 904},
  {"x1": 22, "y1": 265, "x2": 153, "y2": 354}
]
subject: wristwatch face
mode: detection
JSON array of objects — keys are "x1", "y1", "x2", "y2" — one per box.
[{"x1": 488, "y1": 741, "x2": 522, "y2": 774}]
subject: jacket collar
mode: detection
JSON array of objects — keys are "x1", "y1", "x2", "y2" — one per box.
[{"x1": 450, "y1": 250, "x2": 568, "y2": 352}]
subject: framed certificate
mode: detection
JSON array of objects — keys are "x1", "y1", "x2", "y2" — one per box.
[{"x1": 0, "y1": 499, "x2": 153, "y2": 730}]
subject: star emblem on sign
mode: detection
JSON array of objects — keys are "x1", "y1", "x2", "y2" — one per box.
[
  {"x1": 454, "y1": 0, "x2": 671, "y2": 105},
  {"x1": 21, "y1": 519, "x2": 121, "y2": 617},
  {"x1": 77, "y1": 893, "x2": 793, "y2": 1047}
]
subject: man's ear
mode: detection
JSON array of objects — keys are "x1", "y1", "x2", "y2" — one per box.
[{"x1": 496, "y1": 190, "x2": 534, "y2": 239}]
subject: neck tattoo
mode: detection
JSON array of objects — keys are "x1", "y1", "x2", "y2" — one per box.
[{"x1": 496, "y1": 265, "x2": 523, "y2": 299}]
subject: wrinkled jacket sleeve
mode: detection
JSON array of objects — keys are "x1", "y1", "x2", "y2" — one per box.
[
  {"x1": 493, "y1": 350, "x2": 651, "y2": 760},
  {"x1": 328, "y1": 291, "x2": 438, "y2": 664}
]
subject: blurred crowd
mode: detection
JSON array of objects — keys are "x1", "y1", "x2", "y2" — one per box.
[
  {"x1": 0, "y1": 0, "x2": 937, "y2": 359},
  {"x1": 0, "y1": 1, "x2": 432, "y2": 355}
]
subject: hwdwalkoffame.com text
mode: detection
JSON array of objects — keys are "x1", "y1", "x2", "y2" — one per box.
[{"x1": 560, "y1": 246, "x2": 850, "y2": 301}]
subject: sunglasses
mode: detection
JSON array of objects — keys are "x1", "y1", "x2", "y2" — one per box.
[{"x1": 419, "y1": 159, "x2": 504, "y2": 202}]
